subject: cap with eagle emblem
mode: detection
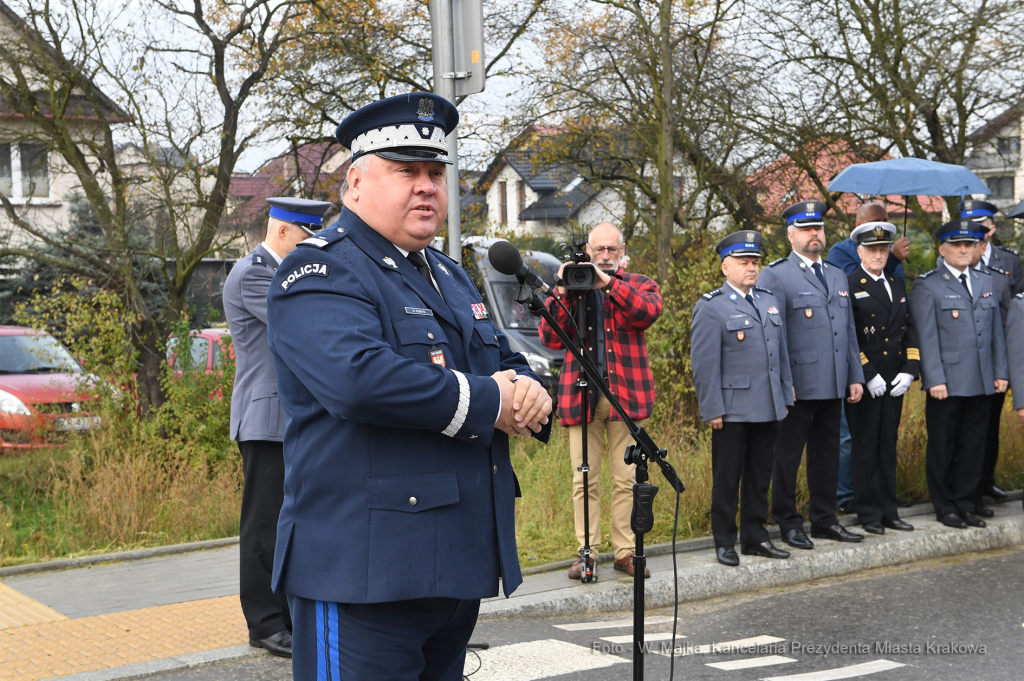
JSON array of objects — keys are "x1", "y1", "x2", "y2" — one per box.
[
  {"x1": 782, "y1": 200, "x2": 828, "y2": 228},
  {"x1": 958, "y1": 199, "x2": 998, "y2": 223},
  {"x1": 715, "y1": 229, "x2": 764, "y2": 259},
  {"x1": 850, "y1": 221, "x2": 896, "y2": 246},
  {"x1": 935, "y1": 218, "x2": 984, "y2": 243},
  {"x1": 335, "y1": 92, "x2": 459, "y2": 164}
]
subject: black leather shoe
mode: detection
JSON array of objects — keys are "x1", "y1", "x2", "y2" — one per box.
[
  {"x1": 716, "y1": 546, "x2": 739, "y2": 566},
  {"x1": 861, "y1": 521, "x2": 885, "y2": 535},
  {"x1": 741, "y1": 541, "x2": 790, "y2": 559},
  {"x1": 836, "y1": 499, "x2": 854, "y2": 515},
  {"x1": 895, "y1": 497, "x2": 913, "y2": 507},
  {"x1": 984, "y1": 485, "x2": 1007, "y2": 501},
  {"x1": 782, "y1": 528, "x2": 814, "y2": 549},
  {"x1": 938, "y1": 513, "x2": 967, "y2": 528},
  {"x1": 250, "y1": 630, "x2": 292, "y2": 658},
  {"x1": 811, "y1": 524, "x2": 864, "y2": 542},
  {"x1": 882, "y1": 518, "x2": 914, "y2": 531},
  {"x1": 959, "y1": 512, "x2": 986, "y2": 528},
  {"x1": 974, "y1": 506, "x2": 995, "y2": 518}
]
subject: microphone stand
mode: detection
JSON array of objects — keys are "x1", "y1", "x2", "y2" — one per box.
[
  {"x1": 514, "y1": 284, "x2": 685, "y2": 681},
  {"x1": 570, "y1": 288, "x2": 597, "y2": 583}
]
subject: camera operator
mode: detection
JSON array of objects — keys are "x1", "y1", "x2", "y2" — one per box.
[{"x1": 538, "y1": 222, "x2": 662, "y2": 580}]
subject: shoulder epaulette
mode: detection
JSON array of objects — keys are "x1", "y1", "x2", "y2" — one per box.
[
  {"x1": 297, "y1": 225, "x2": 349, "y2": 250},
  {"x1": 753, "y1": 285, "x2": 772, "y2": 294},
  {"x1": 917, "y1": 269, "x2": 936, "y2": 279},
  {"x1": 768, "y1": 258, "x2": 787, "y2": 267},
  {"x1": 701, "y1": 288, "x2": 723, "y2": 300},
  {"x1": 427, "y1": 245, "x2": 458, "y2": 264},
  {"x1": 1016, "y1": 292, "x2": 1024, "y2": 299},
  {"x1": 988, "y1": 265, "x2": 1009, "y2": 275},
  {"x1": 252, "y1": 253, "x2": 266, "y2": 266},
  {"x1": 997, "y1": 245, "x2": 1021, "y2": 257}
]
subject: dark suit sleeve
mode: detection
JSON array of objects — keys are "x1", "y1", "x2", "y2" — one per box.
[
  {"x1": 495, "y1": 328, "x2": 552, "y2": 443},
  {"x1": 240, "y1": 262, "x2": 273, "y2": 325},
  {"x1": 901, "y1": 283, "x2": 921, "y2": 379}
]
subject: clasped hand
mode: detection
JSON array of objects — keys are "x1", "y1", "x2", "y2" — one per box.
[{"x1": 492, "y1": 369, "x2": 552, "y2": 437}]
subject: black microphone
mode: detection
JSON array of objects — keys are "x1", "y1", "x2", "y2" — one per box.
[{"x1": 488, "y1": 240, "x2": 551, "y2": 294}]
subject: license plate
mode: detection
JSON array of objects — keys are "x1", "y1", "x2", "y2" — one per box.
[{"x1": 55, "y1": 416, "x2": 102, "y2": 431}]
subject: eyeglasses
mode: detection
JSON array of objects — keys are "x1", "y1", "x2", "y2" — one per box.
[{"x1": 589, "y1": 245, "x2": 622, "y2": 255}]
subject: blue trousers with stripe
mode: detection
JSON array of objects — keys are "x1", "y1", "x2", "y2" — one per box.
[{"x1": 289, "y1": 595, "x2": 480, "y2": 681}]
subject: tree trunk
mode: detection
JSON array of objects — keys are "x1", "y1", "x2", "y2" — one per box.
[
  {"x1": 134, "y1": 317, "x2": 166, "y2": 415},
  {"x1": 656, "y1": 0, "x2": 675, "y2": 283}
]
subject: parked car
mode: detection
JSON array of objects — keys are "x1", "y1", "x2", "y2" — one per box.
[
  {"x1": 166, "y1": 328, "x2": 231, "y2": 373},
  {"x1": 0, "y1": 326, "x2": 99, "y2": 451},
  {"x1": 462, "y1": 239, "x2": 564, "y2": 392}
]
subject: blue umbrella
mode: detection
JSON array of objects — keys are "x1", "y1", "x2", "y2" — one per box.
[{"x1": 828, "y1": 157, "x2": 991, "y2": 235}]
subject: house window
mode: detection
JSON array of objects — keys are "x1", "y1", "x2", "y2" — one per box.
[
  {"x1": 989, "y1": 176, "x2": 1015, "y2": 199},
  {"x1": 0, "y1": 145, "x2": 11, "y2": 197},
  {"x1": 996, "y1": 138, "x2": 1020, "y2": 155},
  {"x1": 0, "y1": 143, "x2": 50, "y2": 199},
  {"x1": 517, "y1": 182, "x2": 525, "y2": 222},
  {"x1": 499, "y1": 181, "x2": 507, "y2": 225}
]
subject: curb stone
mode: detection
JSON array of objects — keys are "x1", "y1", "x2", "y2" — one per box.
[{"x1": 48, "y1": 645, "x2": 267, "y2": 681}]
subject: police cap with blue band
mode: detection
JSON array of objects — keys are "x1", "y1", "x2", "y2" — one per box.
[
  {"x1": 266, "y1": 197, "x2": 335, "y2": 236},
  {"x1": 715, "y1": 230, "x2": 764, "y2": 259},
  {"x1": 335, "y1": 92, "x2": 459, "y2": 165},
  {"x1": 782, "y1": 200, "x2": 828, "y2": 228},
  {"x1": 935, "y1": 218, "x2": 984, "y2": 243},
  {"x1": 959, "y1": 199, "x2": 997, "y2": 222}
]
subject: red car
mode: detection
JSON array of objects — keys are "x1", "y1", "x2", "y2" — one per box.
[
  {"x1": 0, "y1": 326, "x2": 100, "y2": 452},
  {"x1": 166, "y1": 328, "x2": 231, "y2": 373}
]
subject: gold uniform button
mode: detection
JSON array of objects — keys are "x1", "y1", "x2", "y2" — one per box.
[
  {"x1": 883, "y1": 351, "x2": 888, "y2": 356},
  {"x1": 409, "y1": 497, "x2": 418, "y2": 506}
]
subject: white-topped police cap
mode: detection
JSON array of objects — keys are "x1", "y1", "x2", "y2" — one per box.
[
  {"x1": 335, "y1": 92, "x2": 459, "y2": 165},
  {"x1": 266, "y1": 197, "x2": 335, "y2": 235},
  {"x1": 959, "y1": 199, "x2": 998, "y2": 222},
  {"x1": 782, "y1": 200, "x2": 828, "y2": 228},
  {"x1": 935, "y1": 218, "x2": 984, "y2": 243},
  {"x1": 715, "y1": 230, "x2": 764, "y2": 259},
  {"x1": 851, "y1": 221, "x2": 897, "y2": 246}
]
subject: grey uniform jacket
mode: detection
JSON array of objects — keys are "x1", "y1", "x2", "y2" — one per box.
[
  {"x1": 757, "y1": 252, "x2": 865, "y2": 400},
  {"x1": 986, "y1": 244, "x2": 1023, "y2": 295},
  {"x1": 224, "y1": 244, "x2": 288, "y2": 442},
  {"x1": 937, "y1": 256, "x2": 1012, "y2": 332},
  {"x1": 1006, "y1": 293, "x2": 1024, "y2": 411},
  {"x1": 691, "y1": 284, "x2": 794, "y2": 423},
  {"x1": 908, "y1": 267, "x2": 1008, "y2": 397}
]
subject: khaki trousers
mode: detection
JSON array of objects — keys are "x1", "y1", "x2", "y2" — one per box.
[{"x1": 568, "y1": 396, "x2": 637, "y2": 561}]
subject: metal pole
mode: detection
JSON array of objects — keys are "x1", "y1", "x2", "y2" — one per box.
[{"x1": 435, "y1": 0, "x2": 462, "y2": 263}]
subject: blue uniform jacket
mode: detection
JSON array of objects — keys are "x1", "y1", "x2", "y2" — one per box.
[{"x1": 265, "y1": 209, "x2": 549, "y2": 604}]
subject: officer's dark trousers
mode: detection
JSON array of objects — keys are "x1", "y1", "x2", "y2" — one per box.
[
  {"x1": 975, "y1": 391, "x2": 1007, "y2": 504},
  {"x1": 289, "y1": 595, "x2": 479, "y2": 681},
  {"x1": 711, "y1": 421, "x2": 777, "y2": 547},
  {"x1": 238, "y1": 440, "x2": 291, "y2": 640},
  {"x1": 847, "y1": 392, "x2": 904, "y2": 525},
  {"x1": 925, "y1": 395, "x2": 990, "y2": 517},
  {"x1": 772, "y1": 398, "x2": 842, "y2": 533}
]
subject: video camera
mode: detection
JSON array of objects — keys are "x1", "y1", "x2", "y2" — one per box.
[{"x1": 559, "y1": 239, "x2": 598, "y2": 290}]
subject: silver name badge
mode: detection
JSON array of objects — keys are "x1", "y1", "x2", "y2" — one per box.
[{"x1": 405, "y1": 307, "x2": 434, "y2": 316}]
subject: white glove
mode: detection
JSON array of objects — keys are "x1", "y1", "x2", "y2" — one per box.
[
  {"x1": 890, "y1": 373, "x2": 914, "y2": 397},
  {"x1": 866, "y1": 374, "x2": 887, "y2": 398}
]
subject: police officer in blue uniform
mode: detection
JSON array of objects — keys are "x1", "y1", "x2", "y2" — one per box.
[
  {"x1": 909, "y1": 219, "x2": 1008, "y2": 529},
  {"x1": 265, "y1": 92, "x2": 553, "y2": 681},
  {"x1": 692, "y1": 230, "x2": 793, "y2": 566},
  {"x1": 223, "y1": 196, "x2": 332, "y2": 657},
  {"x1": 757, "y1": 201, "x2": 866, "y2": 550}
]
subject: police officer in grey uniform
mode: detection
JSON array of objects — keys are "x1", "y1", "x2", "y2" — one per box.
[
  {"x1": 962, "y1": 199, "x2": 1024, "y2": 296},
  {"x1": 223, "y1": 196, "x2": 333, "y2": 657},
  {"x1": 757, "y1": 200, "x2": 866, "y2": 550},
  {"x1": 692, "y1": 230, "x2": 794, "y2": 566},
  {"x1": 1006, "y1": 292, "x2": 1024, "y2": 430},
  {"x1": 909, "y1": 219, "x2": 1009, "y2": 529}
]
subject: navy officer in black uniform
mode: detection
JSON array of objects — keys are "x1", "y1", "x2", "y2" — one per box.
[
  {"x1": 266, "y1": 93, "x2": 553, "y2": 680},
  {"x1": 844, "y1": 221, "x2": 919, "y2": 534}
]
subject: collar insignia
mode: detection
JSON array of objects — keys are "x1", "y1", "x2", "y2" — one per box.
[
  {"x1": 438, "y1": 263, "x2": 449, "y2": 275},
  {"x1": 383, "y1": 256, "x2": 398, "y2": 269}
]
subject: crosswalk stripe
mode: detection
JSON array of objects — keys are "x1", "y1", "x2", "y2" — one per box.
[
  {"x1": 600, "y1": 631, "x2": 687, "y2": 644},
  {"x1": 553, "y1": 615, "x2": 678, "y2": 631},
  {"x1": 654, "y1": 635, "x2": 786, "y2": 656},
  {"x1": 706, "y1": 655, "x2": 797, "y2": 670},
  {"x1": 463, "y1": 639, "x2": 628, "y2": 681},
  {"x1": 762, "y1": 659, "x2": 905, "y2": 681}
]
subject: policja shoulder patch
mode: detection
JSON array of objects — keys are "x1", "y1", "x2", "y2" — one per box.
[{"x1": 280, "y1": 262, "x2": 330, "y2": 291}]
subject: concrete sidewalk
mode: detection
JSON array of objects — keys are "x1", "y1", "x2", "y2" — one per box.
[{"x1": 0, "y1": 494, "x2": 1020, "y2": 681}]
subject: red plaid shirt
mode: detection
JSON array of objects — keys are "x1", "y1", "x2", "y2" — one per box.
[{"x1": 538, "y1": 269, "x2": 662, "y2": 426}]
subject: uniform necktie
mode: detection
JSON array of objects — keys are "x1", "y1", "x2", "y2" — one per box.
[
  {"x1": 958, "y1": 272, "x2": 971, "y2": 297},
  {"x1": 406, "y1": 251, "x2": 438, "y2": 294},
  {"x1": 812, "y1": 261, "x2": 828, "y2": 293},
  {"x1": 744, "y1": 293, "x2": 761, "y2": 322}
]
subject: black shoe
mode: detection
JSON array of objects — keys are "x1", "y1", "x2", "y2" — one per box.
[
  {"x1": 861, "y1": 521, "x2": 885, "y2": 535},
  {"x1": 974, "y1": 506, "x2": 995, "y2": 518},
  {"x1": 938, "y1": 513, "x2": 967, "y2": 528},
  {"x1": 250, "y1": 630, "x2": 292, "y2": 658},
  {"x1": 782, "y1": 528, "x2": 814, "y2": 550},
  {"x1": 836, "y1": 499, "x2": 854, "y2": 515},
  {"x1": 741, "y1": 541, "x2": 790, "y2": 559},
  {"x1": 984, "y1": 485, "x2": 1007, "y2": 501},
  {"x1": 883, "y1": 518, "x2": 914, "y2": 531},
  {"x1": 895, "y1": 497, "x2": 913, "y2": 507},
  {"x1": 716, "y1": 546, "x2": 739, "y2": 566},
  {"x1": 811, "y1": 524, "x2": 864, "y2": 542},
  {"x1": 959, "y1": 512, "x2": 986, "y2": 528}
]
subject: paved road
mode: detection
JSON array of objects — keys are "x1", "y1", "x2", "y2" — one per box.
[{"x1": 144, "y1": 546, "x2": 1023, "y2": 681}]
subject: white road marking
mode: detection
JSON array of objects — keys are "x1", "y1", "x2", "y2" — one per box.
[
  {"x1": 762, "y1": 659, "x2": 905, "y2": 681},
  {"x1": 553, "y1": 615, "x2": 679, "y2": 631},
  {"x1": 655, "y1": 635, "x2": 787, "y2": 656},
  {"x1": 600, "y1": 631, "x2": 687, "y2": 644},
  {"x1": 707, "y1": 655, "x2": 798, "y2": 670},
  {"x1": 463, "y1": 639, "x2": 627, "y2": 681}
]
